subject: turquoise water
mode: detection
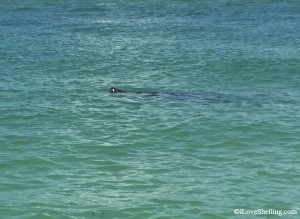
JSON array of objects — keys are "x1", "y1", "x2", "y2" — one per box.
[{"x1": 1, "y1": 1, "x2": 300, "y2": 218}]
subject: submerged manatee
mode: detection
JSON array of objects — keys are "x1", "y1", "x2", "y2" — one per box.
[{"x1": 109, "y1": 87, "x2": 247, "y2": 103}]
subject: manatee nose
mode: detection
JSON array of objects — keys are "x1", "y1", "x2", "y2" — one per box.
[
  {"x1": 110, "y1": 87, "x2": 124, "y2": 93},
  {"x1": 110, "y1": 87, "x2": 116, "y2": 93}
]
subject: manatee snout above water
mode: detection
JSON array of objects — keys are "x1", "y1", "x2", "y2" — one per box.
[{"x1": 110, "y1": 87, "x2": 125, "y2": 93}]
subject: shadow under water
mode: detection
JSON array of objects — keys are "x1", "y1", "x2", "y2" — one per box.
[{"x1": 109, "y1": 87, "x2": 249, "y2": 104}]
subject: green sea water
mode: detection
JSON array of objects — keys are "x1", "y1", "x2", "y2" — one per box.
[{"x1": 1, "y1": 0, "x2": 300, "y2": 218}]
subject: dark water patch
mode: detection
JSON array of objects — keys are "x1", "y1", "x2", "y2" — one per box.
[
  {"x1": 12, "y1": 7, "x2": 38, "y2": 12},
  {"x1": 68, "y1": 4, "x2": 107, "y2": 13}
]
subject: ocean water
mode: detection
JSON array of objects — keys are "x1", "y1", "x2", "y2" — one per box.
[{"x1": 1, "y1": 0, "x2": 300, "y2": 218}]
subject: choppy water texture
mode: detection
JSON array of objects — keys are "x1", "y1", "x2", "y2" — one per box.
[{"x1": 1, "y1": 0, "x2": 300, "y2": 218}]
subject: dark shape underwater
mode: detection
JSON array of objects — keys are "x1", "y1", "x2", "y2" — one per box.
[{"x1": 109, "y1": 87, "x2": 248, "y2": 104}]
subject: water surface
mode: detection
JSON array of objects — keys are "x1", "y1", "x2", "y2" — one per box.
[{"x1": 1, "y1": 0, "x2": 300, "y2": 218}]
